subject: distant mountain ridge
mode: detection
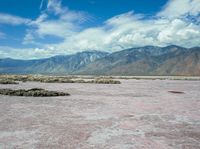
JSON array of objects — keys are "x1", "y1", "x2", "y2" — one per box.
[
  {"x1": 0, "y1": 51, "x2": 109, "y2": 74},
  {"x1": 0, "y1": 46, "x2": 200, "y2": 76}
]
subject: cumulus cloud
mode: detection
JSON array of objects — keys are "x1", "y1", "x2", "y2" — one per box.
[
  {"x1": 158, "y1": 0, "x2": 200, "y2": 19},
  {"x1": 41, "y1": 0, "x2": 200, "y2": 54},
  {"x1": 0, "y1": 13, "x2": 31, "y2": 25},
  {"x1": 51, "y1": 10, "x2": 200, "y2": 53},
  {"x1": 0, "y1": 0, "x2": 200, "y2": 59}
]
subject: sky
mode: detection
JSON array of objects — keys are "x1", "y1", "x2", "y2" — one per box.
[{"x1": 0, "y1": 0, "x2": 200, "y2": 59}]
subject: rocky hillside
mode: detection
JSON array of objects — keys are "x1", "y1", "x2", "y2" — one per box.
[
  {"x1": 77, "y1": 46, "x2": 200, "y2": 76},
  {"x1": 0, "y1": 51, "x2": 109, "y2": 74},
  {"x1": 0, "y1": 46, "x2": 200, "y2": 76}
]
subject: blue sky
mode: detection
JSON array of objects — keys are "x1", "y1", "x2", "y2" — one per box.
[{"x1": 0, "y1": 0, "x2": 200, "y2": 59}]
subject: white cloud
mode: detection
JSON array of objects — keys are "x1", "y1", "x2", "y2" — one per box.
[
  {"x1": 157, "y1": 19, "x2": 200, "y2": 45},
  {"x1": 1, "y1": 0, "x2": 200, "y2": 59},
  {"x1": 35, "y1": 20, "x2": 77, "y2": 38},
  {"x1": 47, "y1": 0, "x2": 64, "y2": 15},
  {"x1": 40, "y1": 0, "x2": 45, "y2": 10},
  {"x1": 0, "y1": 46, "x2": 62, "y2": 59},
  {"x1": 47, "y1": 0, "x2": 89, "y2": 22},
  {"x1": 51, "y1": 10, "x2": 200, "y2": 53},
  {"x1": 0, "y1": 13, "x2": 31, "y2": 25},
  {"x1": 24, "y1": 0, "x2": 89, "y2": 44},
  {"x1": 158, "y1": 0, "x2": 200, "y2": 19},
  {"x1": 23, "y1": 31, "x2": 37, "y2": 45}
]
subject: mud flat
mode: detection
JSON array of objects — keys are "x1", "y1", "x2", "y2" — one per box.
[{"x1": 0, "y1": 79, "x2": 200, "y2": 148}]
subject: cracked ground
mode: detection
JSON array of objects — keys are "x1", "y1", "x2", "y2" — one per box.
[{"x1": 0, "y1": 79, "x2": 200, "y2": 149}]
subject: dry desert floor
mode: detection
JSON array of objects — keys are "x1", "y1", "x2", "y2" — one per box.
[{"x1": 0, "y1": 79, "x2": 200, "y2": 149}]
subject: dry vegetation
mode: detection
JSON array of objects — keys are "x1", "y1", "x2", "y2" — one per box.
[
  {"x1": 89, "y1": 78, "x2": 121, "y2": 84},
  {"x1": 0, "y1": 79, "x2": 19, "y2": 84},
  {"x1": 115, "y1": 76, "x2": 200, "y2": 80},
  {"x1": 0, "y1": 88, "x2": 70, "y2": 97},
  {"x1": 0, "y1": 75, "x2": 121, "y2": 84},
  {"x1": 1, "y1": 75, "x2": 200, "y2": 85}
]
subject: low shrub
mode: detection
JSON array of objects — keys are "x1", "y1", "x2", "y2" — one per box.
[
  {"x1": 0, "y1": 79, "x2": 19, "y2": 84},
  {"x1": 89, "y1": 79, "x2": 121, "y2": 84},
  {"x1": 0, "y1": 88, "x2": 70, "y2": 97},
  {"x1": 0, "y1": 75, "x2": 121, "y2": 84}
]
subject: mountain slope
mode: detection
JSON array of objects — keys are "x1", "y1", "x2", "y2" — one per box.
[
  {"x1": 0, "y1": 51, "x2": 109, "y2": 74},
  {"x1": 0, "y1": 46, "x2": 200, "y2": 76},
  {"x1": 77, "y1": 46, "x2": 200, "y2": 76},
  {"x1": 154, "y1": 47, "x2": 200, "y2": 75}
]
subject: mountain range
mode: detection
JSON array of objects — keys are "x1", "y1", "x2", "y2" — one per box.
[{"x1": 0, "y1": 45, "x2": 200, "y2": 76}]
